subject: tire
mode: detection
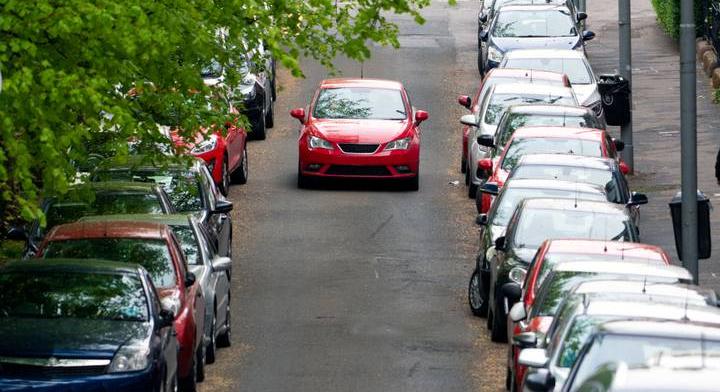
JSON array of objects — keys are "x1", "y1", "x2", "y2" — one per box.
[
  {"x1": 297, "y1": 164, "x2": 312, "y2": 189},
  {"x1": 465, "y1": 166, "x2": 470, "y2": 186},
  {"x1": 475, "y1": 188, "x2": 484, "y2": 214},
  {"x1": 491, "y1": 293, "x2": 508, "y2": 343},
  {"x1": 265, "y1": 101, "x2": 274, "y2": 128},
  {"x1": 251, "y1": 112, "x2": 267, "y2": 140},
  {"x1": 218, "y1": 158, "x2": 230, "y2": 196},
  {"x1": 179, "y1": 351, "x2": 197, "y2": 392},
  {"x1": 406, "y1": 175, "x2": 419, "y2": 191},
  {"x1": 217, "y1": 295, "x2": 232, "y2": 348},
  {"x1": 206, "y1": 308, "x2": 217, "y2": 364},
  {"x1": 461, "y1": 158, "x2": 467, "y2": 174},
  {"x1": 477, "y1": 50, "x2": 485, "y2": 77},
  {"x1": 271, "y1": 77, "x2": 277, "y2": 101},
  {"x1": 468, "y1": 182, "x2": 478, "y2": 199},
  {"x1": 468, "y1": 268, "x2": 488, "y2": 317},
  {"x1": 506, "y1": 367, "x2": 512, "y2": 391},
  {"x1": 196, "y1": 344, "x2": 206, "y2": 382},
  {"x1": 231, "y1": 144, "x2": 248, "y2": 185}
]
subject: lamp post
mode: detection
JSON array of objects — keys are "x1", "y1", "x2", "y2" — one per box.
[{"x1": 619, "y1": 0, "x2": 634, "y2": 172}]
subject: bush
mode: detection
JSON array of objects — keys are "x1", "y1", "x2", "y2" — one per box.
[{"x1": 651, "y1": 0, "x2": 705, "y2": 39}]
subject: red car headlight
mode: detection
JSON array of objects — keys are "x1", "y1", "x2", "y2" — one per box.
[{"x1": 384, "y1": 137, "x2": 412, "y2": 151}]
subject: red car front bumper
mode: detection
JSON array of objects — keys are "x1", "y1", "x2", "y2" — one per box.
[{"x1": 299, "y1": 142, "x2": 419, "y2": 179}]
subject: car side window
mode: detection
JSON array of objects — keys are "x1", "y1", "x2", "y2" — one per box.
[
  {"x1": 199, "y1": 224, "x2": 219, "y2": 256},
  {"x1": 145, "y1": 271, "x2": 163, "y2": 315},
  {"x1": 201, "y1": 166, "x2": 218, "y2": 210},
  {"x1": 168, "y1": 232, "x2": 188, "y2": 275}
]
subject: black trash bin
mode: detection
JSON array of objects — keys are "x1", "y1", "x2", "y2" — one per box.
[
  {"x1": 597, "y1": 74, "x2": 630, "y2": 126},
  {"x1": 669, "y1": 190, "x2": 712, "y2": 260}
]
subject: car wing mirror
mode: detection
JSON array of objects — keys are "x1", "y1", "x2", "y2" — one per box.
[
  {"x1": 457, "y1": 95, "x2": 472, "y2": 109},
  {"x1": 158, "y1": 309, "x2": 175, "y2": 328},
  {"x1": 478, "y1": 12, "x2": 488, "y2": 24},
  {"x1": 6, "y1": 226, "x2": 28, "y2": 242},
  {"x1": 619, "y1": 161, "x2": 630, "y2": 175},
  {"x1": 290, "y1": 108, "x2": 306, "y2": 124},
  {"x1": 518, "y1": 348, "x2": 550, "y2": 368},
  {"x1": 184, "y1": 272, "x2": 196, "y2": 287},
  {"x1": 212, "y1": 256, "x2": 233, "y2": 272},
  {"x1": 582, "y1": 30, "x2": 596, "y2": 41},
  {"x1": 477, "y1": 159, "x2": 493, "y2": 172},
  {"x1": 612, "y1": 138, "x2": 625, "y2": 152},
  {"x1": 509, "y1": 302, "x2": 528, "y2": 323},
  {"x1": 513, "y1": 331, "x2": 538, "y2": 349},
  {"x1": 502, "y1": 282, "x2": 523, "y2": 303},
  {"x1": 476, "y1": 213, "x2": 489, "y2": 226},
  {"x1": 414, "y1": 110, "x2": 429, "y2": 125},
  {"x1": 525, "y1": 368, "x2": 555, "y2": 391},
  {"x1": 479, "y1": 182, "x2": 499, "y2": 195},
  {"x1": 577, "y1": 12, "x2": 588, "y2": 21},
  {"x1": 495, "y1": 236, "x2": 506, "y2": 252},
  {"x1": 479, "y1": 30, "x2": 489, "y2": 41},
  {"x1": 213, "y1": 199, "x2": 233, "y2": 214},
  {"x1": 477, "y1": 134, "x2": 495, "y2": 148},
  {"x1": 629, "y1": 191, "x2": 648, "y2": 206},
  {"x1": 460, "y1": 114, "x2": 479, "y2": 127}
]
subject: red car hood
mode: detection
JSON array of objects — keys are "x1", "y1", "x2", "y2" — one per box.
[{"x1": 310, "y1": 118, "x2": 409, "y2": 144}]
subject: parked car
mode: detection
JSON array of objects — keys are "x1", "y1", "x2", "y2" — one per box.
[
  {"x1": 503, "y1": 240, "x2": 673, "y2": 390},
  {"x1": 0, "y1": 259, "x2": 178, "y2": 392},
  {"x1": 38, "y1": 221, "x2": 206, "y2": 392},
  {"x1": 460, "y1": 83, "x2": 578, "y2": 198},
  {"x1": 7, "y1": 181, "x2": 175, "y2": 257},
  {"x1": 92, "y1": 157, "x2": 234, "y2": 258},
  {"x1": 292, "y1": 78, "x2": 428, "y2": 190},
  {"x1": 475, "y1": 126, "x2": 626, "y2": 213},
  {"x1": 485, "y1": 198, "x2": 639, "y2": 342},
  {"x1": 468, "y1": 180, "x2": 608, "y2": 317},
  {"x1": 80, "y1": 213, "x2": 233, "y2": 365},
  {"x1": 456, "y1": 69, "x2": 571, "y2": 173},
  {"x1": 507, "y1": 154, "x2": 646, "y2": 226},
  {"x1": 477, "y1": 4, "x2": 594, "y2": 75},
  {"x1": 171, "y1": 97, "x2": 249, "y2": 196},
  {"x1": 555, "y1": 319, "x2": 720, "y2": 392},
  {"x1": 492, "y1": 105, "x2": 606, "y2": 158},
  {"x1": 519, "y1": 290, "x2": 720, "y2": 392},
  {"x1": 501, "y1": 49, "x2": 603, "y2": 119},
  {"x1": 570, "y1": 363, "x2": 719, "y2": 392}
]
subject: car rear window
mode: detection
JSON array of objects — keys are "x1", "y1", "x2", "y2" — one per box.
[
  {"x1": 484, "y1": 93, "x2": 576, "y2": 125},
  {"x1": 496, "y1": 113, "x2": 603, "y2": 149},
  {"x1": 43, "y1": 238, "x2": 177, "y2": 288},
  {"x1": 501, "y1": 138, "x2": 603, "y2": 171},
  {"x1": 503, "y1": 58, "x2": 593, "y2": 84},
  {"x1": 0, "y1": 271, "x2": 148, "y2": 321},
  {"x1": 46, "y1": 192, "x2": 164, "y2": 232}
]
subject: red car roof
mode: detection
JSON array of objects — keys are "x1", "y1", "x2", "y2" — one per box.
[
  {"x1": 511, "y1": 126, "x2": 605, "y2": 141},
  {"x1": 45, "y1": 221, "x2": 168, "y2": 242},
  {"x1": 546, "y1": 240, "x2": 670, "y2": 262},
  {"x1": 320, "y1": 78, "x2": 404, "y2": 90}
]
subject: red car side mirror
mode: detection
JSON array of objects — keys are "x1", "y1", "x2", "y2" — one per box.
[
  {"x1": 478, "y1": 158, "x2": 493, "y2": 171},
  {"x1": 619, "y1": 161, "x2": 630, "y2": 175},
  {"x1": 457, "y1": 95, "x2": 472, "y2": 109},
  {"x1": 415, "y1": 110, "x2": 429, "y2": 124},
  {"x1": 290, "y1": 108, "x2": 306, "y2": 124}
]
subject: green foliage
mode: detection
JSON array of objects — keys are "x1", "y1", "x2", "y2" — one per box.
[
  {"x1": 0, "y1": 240, "x2": 23, "y2": 262},
  {"x1": 0, "y1": 0, "x2": 432, "y2": 224},
  {"x1": 650, "y1": 0, "x2": 705, "y2": 39}
]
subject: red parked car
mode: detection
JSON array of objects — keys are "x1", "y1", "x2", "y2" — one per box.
[
  {"x1": 456, "y1": 68, "x2": 571, "y2": 174},
  {"x1": 37, "y1": 221, "x2": 207, "y2": 392},
  {"x1": 292, "y1": 78, "x2": 428, "y2": 190},
  {"x1": 172, "y1": 105, "x2": 248, "y2": 196},
  {"x1": 505, "y1": 239, "x2": 670, "y2": 391},
  {"x1": 476, "y1": 126, "x2": 626, "y2": 213}
]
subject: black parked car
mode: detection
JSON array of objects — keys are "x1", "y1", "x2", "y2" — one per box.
[
  {"x1": 477, "y1": 4, "x2": 593, "y2": 75},
  {"x1": 7, "y1": 181, "x2": 175, "y2": 257},
  {"x1": 92, "y1": 156, "x2": 234, "y2": 258},
  {"x1": 0, "y1": 259, "x2": 178, "y2": 392}
]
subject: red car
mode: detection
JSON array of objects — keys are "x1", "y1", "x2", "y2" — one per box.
[
  {"x1": 292, "y1": 78, "x2": 428, "y2": 190},
  {"x1": 172, "y1": 105, "x2": 248, "y2": 196},
  {"x1": 505, "y1": 239, "x2": 670, "y2": 391},
  {"x1": 476, "y1": 126, "x2": 626, "y2": 213},
  {"x1": 456, "y1": 68, "x2": 571, "y2": 173},
  {"x1": 37, "y1": 221, "x2": 207, "y2": 392}
]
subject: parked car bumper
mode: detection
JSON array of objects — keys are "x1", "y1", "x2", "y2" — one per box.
[
  {"x1": 299, "y1": 143, "x2": 420, "y2": 180},
  {"x1": 0, "y1": 366, "x2": 160, "y2": 392}
]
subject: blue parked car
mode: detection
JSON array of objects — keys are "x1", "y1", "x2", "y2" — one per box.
[{"x1": 0, "y1": 259, "x2": 178, "y2": 392}]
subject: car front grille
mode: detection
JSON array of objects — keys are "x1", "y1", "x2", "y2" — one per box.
[
  {"x1": 0, "y1": 357, "x2": 110, "y2": 378},
  {"x1": 326, "y1": 165, "x2": 392, "y2": 176},
  {"x1": 338, "y1": 143, "x2": 380, "y2": 154}
]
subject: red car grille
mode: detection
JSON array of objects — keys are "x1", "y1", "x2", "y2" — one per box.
[
  {"x1": 326, "y1": 165, "x2": 392, "y2": 176},
  {"x1": 338, "y1": 144, "x2": 379, "y2": 153}
]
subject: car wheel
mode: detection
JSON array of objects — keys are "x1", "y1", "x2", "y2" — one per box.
[
  {"x1": 477, "y1": 51, "x2": 485, "y2": 77},
  {"x1": 219, "y1": 158, "x2": 230, "y2": 196},
  {"x1": 506, "y1": 367, "x2": 512, "y2": 391},
  {"x1": 461, "y1": 158, "x2": 467, "y2": 174},
  {"x1": 196, "y1": 343, "x2": 206, "y2": 382},
  {"x1": 491, "y1": 292, "x2": 508, "y2": 343},
  {"x1": 468, "y1": 268, "x2": 488, "y2": 317},
  {"x1": 465, "y1": 166, "x2": 470, "y2": 186},
  {"x1": 251, "y1": 109, "x2": 267, "y2": 140},
  {"x1": 468, "y1": 182, "x2": 478, "y2": 199},
  {"x1": 217, "y1": 294, "x2": 232, "y2": 348},
  {"x1": 271, "y1": 77, "x2": 277, "y2": 101},
  {"x1": 475, "y1": 187, "x2": 484, "y2": 214},
  {"x1": 265, "y1": 100, "x2": 274, "y2": 128},
  {"x1": 231, "y1": 144, "x2": 248, "y2": 185},
  {"x1": 206, "y1": 309, "x2": 217, "y2": 364},
  {"x1": 179, "y1": 351, "x2": 197, "y2": 392}
]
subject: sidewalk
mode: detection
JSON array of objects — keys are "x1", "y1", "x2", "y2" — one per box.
[{"x1": 586, "y1": 0, "x2": 720, "y2": 291}]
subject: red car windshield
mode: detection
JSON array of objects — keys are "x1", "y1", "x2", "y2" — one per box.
[
  {"x1": 43, "y1": 238, "x2": 177, "y2": 288},
  {"x1": 313, "y1": 87, "x2": 407, "y2": 120}
]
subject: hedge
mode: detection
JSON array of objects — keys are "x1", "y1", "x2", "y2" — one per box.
[{"x1": 650, "y1": 0, "x2": 705, "y2": 39}]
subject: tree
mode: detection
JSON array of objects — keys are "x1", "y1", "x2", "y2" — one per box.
[{"x1": 0, "y1": 0, "x2": 432, "y2": 229}]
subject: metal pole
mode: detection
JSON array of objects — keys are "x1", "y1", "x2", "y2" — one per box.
[
  {"x1": 680, "y1": 0, "x2": 699, "y2": 284},
  {"x1": 619, "y1": 0, "x2": 634, "y2": 173}
]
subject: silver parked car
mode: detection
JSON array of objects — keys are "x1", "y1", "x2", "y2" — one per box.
[
  {"x1": 500, "y1": 49, "x2": 604, "y2": 122},
  {"x1": 460, "y1": 83, "x2": 578, "y2": 198}
]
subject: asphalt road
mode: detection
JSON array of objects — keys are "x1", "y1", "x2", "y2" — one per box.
[{"x1": 199, "y1": 1, "x2": 508, "y2": 391}]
